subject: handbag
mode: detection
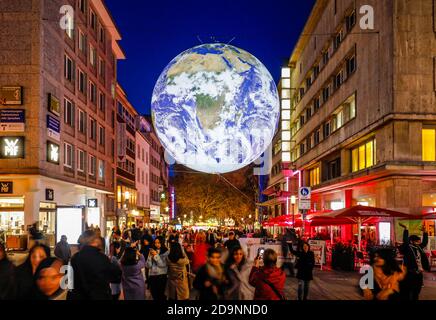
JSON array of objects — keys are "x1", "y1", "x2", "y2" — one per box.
[{"x1": 262, "y1": 278, "x2": 286, "y2": 300}]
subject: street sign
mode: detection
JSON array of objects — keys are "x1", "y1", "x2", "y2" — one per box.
[
  {"x1": 299, "y1": 199, "x2": 311, "y2": 210},
  {"x1": 299, "y1": 187, "x2": 311, "y2": 200}
]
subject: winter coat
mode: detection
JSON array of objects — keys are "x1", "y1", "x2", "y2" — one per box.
[
  {"x1": 249, "y1": 266, "x2": 286, "y2": 300},
  {"x1": 110, "y1": 256, "x2": 122, "y2": 296},
  {"x1": 192, "y1": 243, "x2": 210, "y2": 273},
  {"x1": 193, "y1": 263, "x2": 226, "y2": 300},
  {"x1": 166, "y1": 256, "x2": 190, "y2": 300},
  {"x1": 146, "y1": 249, "x2": 169, "y2": 276},
  {"x1": 67, "y1": 245, "x2": 122, "y2": 300},
  {"x1": 15, "y1": 262, "x2": 35, "y2": 300},
  {"x1": 54, "y1": 240, "x2": 71, "y2": 265},
  {"x1": 121, "y1": 254, "x2": 146, "y2": 300},
  {"x1": 0, "y1": 258, "x2": 16, "y2": 300},
  {"x1": 401, "y1": 230, "x2": 430, "y2": 273},
  {"x1": 225, "y1": 261, "x2": 255, "y2": 300},
  {"x1": 291, "y1": 247, "x2": 315, "y2": 281}
]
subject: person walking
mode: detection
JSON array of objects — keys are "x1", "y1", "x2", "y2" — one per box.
[
  {"x1": 54, "y1": 235, "x2": 71, "y2": 265},
  {"x1": 289, "y1": 241, "x2": 315, "y2": 300},
  {"x1": 67, "y1": 230, "x2": 122, "y2": 300},
  {"x1": 224, "y1": 246, "x2": 255, "y2": 300},
  {"x1": 399, "y1": 223, "x2": 430, "y2": 300},
  {"x1": 363, "y1": 248, "x2": 406, "y2": 300},
  {"x1": 0, "y1": 243, "x2": 16, "y2": 300},
  {"x1": 120, "y1": 247, "x2": 146, "y2": 300},
  {"x1": 33, "y1": 257, "x2": 67, "y2": 300},
  {"x1": 166, "y1": 242, "x2": 190, "y2": 300},
  {"x1": 193, "y1": 247, "x2": 227, "y2": 300},
  {"x1": 15, "y1": 244, "x2": 50, "y2": 300},
  {"x1": 192, "y1": 232, "x2": 210, "y2": 273},
  {"x1": 146, "y1": 236, "x2": 169, "y2": 301},
  {"x1": 249, "y1": 249, "x2": 286, "y2": 300}
]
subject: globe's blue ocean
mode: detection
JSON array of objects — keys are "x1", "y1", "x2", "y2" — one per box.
[{"x1": 151, "y1": 43, "x2": 280, "y2": 173}]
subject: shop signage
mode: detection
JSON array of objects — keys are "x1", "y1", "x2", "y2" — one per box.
[
  {"x1": 0, "y1": 136, "x2": 24, "y2": 159},
  {"x1": 0, "y1": 109, "x2": 25, "y2": 132},
  {"x1": 45, "y1": 188, "x2": 54, "y2": 201},
  {"x1": 0, "y1": 86, "x2": 23, "y2": 105},
  {"x1": 0, "y1": 181, "x2": 13, "y2": 194},
  {"x1": 47, "y1": 141, "x2": 60, "y2": 164},
  {"x1": 48, "y1": 93, "x2": 60, "y2": 116},
  {"x1": 47, "y1": 115, "x2": 60, "y2": 141},
  {"x1": 87, "y1": 198, "x2": 98, "y2": 208},
  {"x1": 299, "y1": 187, "x2": 311, "y2": 200}
]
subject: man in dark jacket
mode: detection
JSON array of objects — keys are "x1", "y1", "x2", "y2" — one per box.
[
  {"x1": 54, "y1": 235, "x2": 71, "y2": 265},
  {"x1": 399, "y1": 223, "x2": 430, "y2": 300},
  {"x1": 224, "y1": 232, "x2": 240, "y2": 253},
  {"x1": 67, "y1": 230, "x2": 122, "y2": 300}
]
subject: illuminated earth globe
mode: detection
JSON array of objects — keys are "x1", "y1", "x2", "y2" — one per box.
[{"x1": 151, "y1": 43, "x2": 280, "y2": 173}]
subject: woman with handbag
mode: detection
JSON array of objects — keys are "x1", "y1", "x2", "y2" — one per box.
[
  {"x1": 249, "y1": 249, "x2": 286, "y2": 300},
  {"x1": 166, "y1": 242, "x2": 190, "y2": 300}
]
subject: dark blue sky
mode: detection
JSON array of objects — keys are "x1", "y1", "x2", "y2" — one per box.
[{"x1": 105, "y1": 0, "x2": 316, "y2": 115}]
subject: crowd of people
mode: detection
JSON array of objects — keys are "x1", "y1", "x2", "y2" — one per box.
[{"x1": 0, "y1": 222, "x2": 432, "y2": 301}]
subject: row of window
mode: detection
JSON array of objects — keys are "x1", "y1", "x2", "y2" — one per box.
[
  {"x1": 137, "y1": 191, "x2": 149, "y2": 208},
  {"x1": 63, "y1": 142, "x2": 106, "y2": 181},
  {"x1": 64, "y1": 98, "x2": 110, "y2": 148},
  {"x1": 150, "y1": 172, "x2": 160, "y2": 184},
  {"x1": 291, "y1": 94, "x2": 356, "y2": 161},
  {"x1": 136, "y1": 167, "x2": 148, "y2": 186},
  {"x1": 117, "y1": 102, "x2": 137, "y2": 131},
  {"x1": 118, "y1": 159, "x2": 135, "y2": 176},
  {"x1": 288, "y1": 52, "x2": 356, "y2": 138},
  {"x1": 292, "y1": 7, "x2": 356, "y2": 107},
  {"x1": 308, "y1": 138, "x2": 376, "y2": 187},
  {"x1": 64, "y1": 54, "x2": 107, "y2": 106},
  {"x1": 137, "y1": 143, "x2": 149, "y2": 164}
]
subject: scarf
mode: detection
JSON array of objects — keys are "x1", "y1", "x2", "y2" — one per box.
[{"x1": 206, "y1": 263, "x2": 224, "y2": 283}]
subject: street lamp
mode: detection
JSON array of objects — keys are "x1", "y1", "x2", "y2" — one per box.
[{"x1": 290, "y1": 195, "x2": 297, "y2": 227}]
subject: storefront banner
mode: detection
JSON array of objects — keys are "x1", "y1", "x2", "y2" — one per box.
[
  {"x1": 47, "y1": 115, "x2": 60, "y2": 141},
  {"x1": 0, "y1": 109, "x2": 25, "y2": 132},
  {"x1": 308, "y1": 240, "x2": 326, "y2": 266},
  {"x1": 0, "y1": 136, "x2": 24, "y2": 159}
]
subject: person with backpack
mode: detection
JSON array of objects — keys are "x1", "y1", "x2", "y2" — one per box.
[{"x1": 249, "y1": 249, "x2": 286, "y2": 300}]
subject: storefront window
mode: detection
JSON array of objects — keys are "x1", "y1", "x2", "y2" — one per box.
[
  {"x1": 56, "y1": 208, "x2": 83, "y2": 243},
  {"x1": 309, "y1": 166, "x2": 320, "y2": 187},
  {"x1": 422, "y1": 128, "x2": 436, "y2": 161}
]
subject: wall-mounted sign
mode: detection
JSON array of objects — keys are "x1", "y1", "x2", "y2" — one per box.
[
  {"x1": 47, "y1": 115, "x2": 60, "y2": 141},
  {"x1": 48, "y1": 93, "x2": 60, "y2": 116},
  {"x1": 0, "y1": 109, "x2": 25, "y2": 132},
  {"x1": 0, "y1": 86, "x2": 23, "y2": 105},
  {"x1": 0, "y1": 181, "x2": 13, "y2": 194},
  {"x1": 0, "y1": 136, "x2": 24, "y2": 159},
  {"x1": 47, "y1": 141, "x2": 60, "y2": 164},
  {"x1": 45, "y1": 188, "x2": 54, "y2": 201},
  {"x1": 87, "y1": 198, "x2": 98, "y2": 208}
]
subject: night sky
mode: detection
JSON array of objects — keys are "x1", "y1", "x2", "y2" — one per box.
[{"x1": 105, "y1": 0, "x2": 316, "y2": 115}]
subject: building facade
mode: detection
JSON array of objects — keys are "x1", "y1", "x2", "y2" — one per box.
[
  {"x1": 0, "y1": 0, "x2": 124, "y2": 248},
  {"x1": 115, "y1": 84, "x2": 138, "y2": 227},
  {"x1": 279, "y1": 0, "x2": 436, "y2": 239},
  {"x1": 135, "y1": 117, "x2": 151, "y2": 225}
]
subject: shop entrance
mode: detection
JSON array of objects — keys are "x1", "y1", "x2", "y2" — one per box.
[
  {"x1": 0, "y1": 197, "x2": 26, "y2": 250},
  {"x1": 39, "y1": 202, "x2": 56, "y2": 247}
]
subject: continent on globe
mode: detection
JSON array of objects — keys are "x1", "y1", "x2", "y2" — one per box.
[{"x1": 151, "y1": 43, "x2": 280, "y2": 174}]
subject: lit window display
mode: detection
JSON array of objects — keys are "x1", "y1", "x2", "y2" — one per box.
[{"x1": 56, "y1": 208, "x2": 83, "y2": 243}]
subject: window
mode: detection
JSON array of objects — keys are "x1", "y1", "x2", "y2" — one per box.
[
  {"x1": 64, "y1": 55, "x2": 74, "y2": 82},
  {"x1": 78, "y1": 30, "x2": 86, "y2": 53},
  {"x1": 334, "y1": 70, "x2": 343, "y2": 90},
  {"x1": 99, "y1": 126, "x2": 105, "y2": 146},
  {"x1": 64, "y1": 98, "x2": 74, "y2": 126},
  {"x1": 299, "y1": 88, "x2": 305, "y2": 99},
  {"x1": 89, "y1": 81, "x2": 97, "y2": 104},
  {"x1": 346, "y1": 55, "x2": 356, "y2": 76},
  {"x1": 78, "y1": 69, "x2": 86, "y2": 94},
  {"x1": 90, "y1": 45, "x2": 96, "y2": 66},
  {"x1": 79, "y1": 0, "x2": 86, "y2": 13},
  {"x1": 64, "y1": 142, "x2": 73, "y2": 168},
  {"x1": 324, "y1": 122, "x2": 331, "y2": 138},
  {"x1": 98, "y1": 159, "x2": 105, "y2": 180},
  {"x1": 98, "y1": 57, "x2": 105, "y2": 79},
  {"x1": 422, "y1": 129, "x2": 436, "y2": 161},
  {"x1": 90, "y1": 10, "x2": 97, "y2": 30},
  {"x1": 322, "y1": 51, "x2": 329, "y2": 65},
  {"x1": 313, "y1": 65, "x2": 320, "y2": 78},
  {"x1": 306, "y1": 77, "x2": 312, "y2": 89},
  {"x1": 314, "y1": 97, "x2": 320, "y2": 111},
  {"x1": 314, "y1": 128, "x2": 320, "y2": 145},
  {"x1": 306, "y1": 107, "x2": 312, "y2": 120},
  {"x1": 333, "y1": 29, "x2": 343, "y2": 50},
  {"x1": 322, "y1": 86, "x2": 330, "y2": 102},
  {"x1": 309, "y1": 167, "x2": 320, "y2": 187},
  {"x1": 346, "y1": 10, "x2": 356, "y2": 32},
  {"x1": 300, "y1": 143, "x2": 305, "y2": 156},
  {"x1": 99, "y1": 25, "x2": 105, "y2": 44},
  {"x1": 65, "y1": 15, "x2": 74, "y2": 39},
  {"x1": 89, "y1": 155, "x2": 96, "y2": 176},
  {"x1": 327, "y1": 158, "x2": 341, "y2": 180},
  {"x1": 300, "y1": 115, "x2": 305, "y2": 126},
  {"x1": 77, "y1": 149, "x2": 85, "y2": 172},
  {"x1": 99, "y1": 92, "x2": 105, "y2": 112},
  {"x1": 78, "y1": 109, "x2": 86, "y2": 134},
  {"x1": 90, "y1": 118, "x2": 97, "y2": 140},
  {"x1": 351, "y1": 139, "x2": 376, "y2": 172}
]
